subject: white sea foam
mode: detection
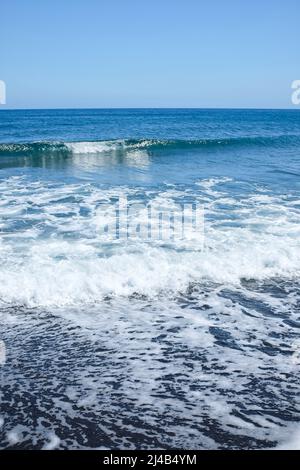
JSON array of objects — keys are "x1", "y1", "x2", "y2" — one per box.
[
  {"x1": 65, "y1": 141, "x2": 120, "y2": 154},
  {"x1": 42, "y1": 433, "x2": 61, "y2": 450},
  {"x1": 0, "y1": 176, "x2": 300, "y2": 307},
  {"x1": 276, "y1": 427, "x2": 300, "y2": 450},
  {"x1": 0, "y1": 235, "x2": 299, "y2": 308},
  {"x1": 64, "y1": 139, "x2": 161, "y2": 155}
]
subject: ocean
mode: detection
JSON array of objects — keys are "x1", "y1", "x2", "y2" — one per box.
[{"x1": 0, "y1": 108, "x2": 300, "y2": 449}]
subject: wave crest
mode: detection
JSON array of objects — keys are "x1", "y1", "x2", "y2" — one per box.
[{"x1": 1, "y1": 135, "x2": 300, "y2": 157}]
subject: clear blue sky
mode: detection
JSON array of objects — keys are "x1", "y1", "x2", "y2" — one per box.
[{"x1": 1, "y1": 0, "x2": 299, "y2": 109}]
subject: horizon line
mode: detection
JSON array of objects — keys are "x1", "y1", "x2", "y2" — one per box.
[{"x1": 0, "y1": 106, "x2": 299, "y2": 111}]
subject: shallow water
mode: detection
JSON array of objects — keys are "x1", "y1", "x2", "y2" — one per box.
[{"x1": 0, "y1": 109, "x2": 300, "y2": 449}]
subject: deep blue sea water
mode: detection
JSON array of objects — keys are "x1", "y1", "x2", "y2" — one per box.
[{"x1": 0, "y1": 109, "x2": 300, "y2": 449}]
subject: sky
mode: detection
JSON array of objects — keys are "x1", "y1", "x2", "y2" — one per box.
[{"x1": 1, "y1": 0, "x2": 300, "y2": 109}]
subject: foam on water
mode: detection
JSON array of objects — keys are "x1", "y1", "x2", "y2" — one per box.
[
  {"x1": 0, "y1": 176, "x2": 299, "y2": 307},
  {"x1": 1, "y1": 284, "x2": 299, "y2": 449},
  {"x1": 65, "y1": 141, "x2": 120, "y2": 154}
]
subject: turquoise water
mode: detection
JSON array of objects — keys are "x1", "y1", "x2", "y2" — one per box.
[{"x1": 0, "y1": 109, "x2": 300, "y2": 449}]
